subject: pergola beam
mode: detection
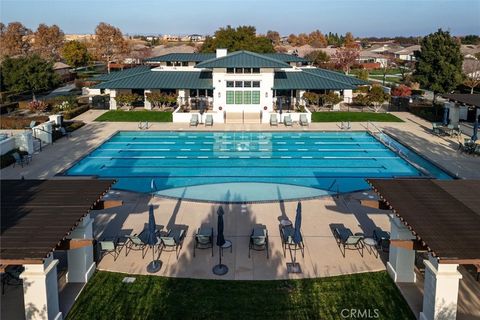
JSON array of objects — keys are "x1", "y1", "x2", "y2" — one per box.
[
  {"x1": 390, "y1": 239, "x2": 427, "y2": 251},
  {"x1": 55, "y1": 239, "x2": 95, "y2": 251},
  {"x1": 359, "y1": 199, "x2": 390, "y2": 210},
  {"x1": 92, "y1": 200, "x2": 123, "y2": 210}
]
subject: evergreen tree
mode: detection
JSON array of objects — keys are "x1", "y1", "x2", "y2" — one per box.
[{"x1": 199, "y1": 26, "x2": 275, "y2": 53}]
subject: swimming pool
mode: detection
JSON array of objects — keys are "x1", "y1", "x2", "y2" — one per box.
[{"x1": 66, "y1": 131, "x2": 452, "y2": 202}]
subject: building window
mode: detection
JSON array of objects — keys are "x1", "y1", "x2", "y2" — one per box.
[
  {"x1": 227, "y1": 68, "x2": 234, "y2": 74},
  {"x1": 244, "y1": 81, "x2": 252, "y2": 88},
  {"x1": 252, "y1": 91, "x2": 260, "y2": 104},
  {"x1": 252, "y1": 68, "x2": 260, "y2": 73},
  {"x1": 207, "y1": 89, "x2": 213, "y2": 97},
  {"x1": 235, "y1": 91, "x2": 243, "y2": 104},
  {"x1": 166, "y1": 61, "x2": 173, "y2": 66},
  {"x1": 244, "y1": 91, "x2": 252, "y2": 104},
  {"x1": 244, "y1": 68, "x2": 252, "y2": 74},
  {"x1": 226, "y1": 91, "x2": 234, "y2": 104},
  {"x1": 226, "y1": 81, "x2": 234, "y2": 88},
  {"x1": 235, "y1": 81, "x2": 243, "y2": 88},
  {"x1": 235, "y1": 68, "x2": 243, "y2": 74},
  {"x1": 182, "y1": 61, "x2": 188, "y2": 66},
  {"x1": 252, "y1": 81, "x2": 260, "y2": 88}
]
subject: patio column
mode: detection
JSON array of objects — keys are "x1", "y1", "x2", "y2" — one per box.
[
  {"x1": 419, "y1": 254, "x2": 462, "y2": 320},
  {"x1": 144, "y1": 90, "x2": 152, "y2": 110},
  {"x1": 20, "y1": 255, "x2": 62, "y2": 320},
  {"x1": 109, "y1": 89, "x2": 118, "y2": 110},
  {"x1": 387, "y1": 216, "x2": 416, "y2": 283},
  {"x1": 66, "y1": 214, "x2": 95, "y2": 283},
  {"x1": 343, "y1": 90, "x2": 353, "y2": 103}
]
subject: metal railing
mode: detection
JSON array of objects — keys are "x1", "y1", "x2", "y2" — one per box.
[{"x1": 138, "y1": 121, "x2": 149, "y2": 130}]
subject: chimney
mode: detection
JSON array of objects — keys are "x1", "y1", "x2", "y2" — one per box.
[{"x1": 216, "y1": 48, "x2": 227, "y2": 58}]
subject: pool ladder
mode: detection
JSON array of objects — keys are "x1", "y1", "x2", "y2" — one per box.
[
  {"x1": 340, "y1": 121, "x2": 351, "y2": 130},
  {"x1": 138, "y1": 121, "x2": 149, "y2": 130}
]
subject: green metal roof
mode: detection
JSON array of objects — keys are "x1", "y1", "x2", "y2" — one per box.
[
  {"x1": 196, "y1": 51, "x2": 292, "y2": 69},
  {"x1": 94, "y1": 71, "x2": 213, "y2": 89},
  {"x1": 91, "y1": 66, "x2": 151, "y2": 82},
  {"x1": 145, "y1": 53, "x2": 216, "y2": 63},
  {"x1": 300, "y1": 67, "x2": 370, "y2": 86},
  {"x1": 273, "y1": 71, "x2": 357, "y2": 90},
  {"x1": 263, "y1": 53, "x2": 308, "y2": 63}
]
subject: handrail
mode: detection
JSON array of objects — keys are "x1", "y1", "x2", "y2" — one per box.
[
  {"x1": 31, "y1": 127, "x2": 53, "y2": 145},
  {"x1": 32, "y1": 136, "x2": 43, "y2": 152}
]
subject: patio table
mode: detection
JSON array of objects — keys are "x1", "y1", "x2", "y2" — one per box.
[
  {"x1": 363, "y1": 238, "x2": 378, "y2": 258},
  {"x1": 221, "y1": 240, "x2": 232, "y2": 256}
]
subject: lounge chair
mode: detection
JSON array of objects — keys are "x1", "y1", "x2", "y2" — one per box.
[
  {"x1": 249, "y1": 227, "x2": 269, "y2": 259},
  {"x1": 99, "y1": 237, "x2": 124, "y2": 261},
  {"x1": 12, "y1": 152, "x2": 31, "y2": 168},
  {"x1": 205, "y1": 114, "x2": 213, "y2": 126},
  {"x1": 270, "y1": 114, "x2": 278, "y2": 126},
  {"x1": 24, "y1": 121, "x2": 36, "y2": 130},
  {"x1": 373, "y1": 229, "x2": 390, "y2": 252},
  {"x1": 333, "y1": 227, "x2": 364, "y2": 257},
  {"x1": 193, "y1": 227, "x2": 213, "y2": 257},
  {"x1": 284, "y1": 115, "x2": 293, "y2": 126},
  {"x1": 160, "y1": 229, "x2": 185, "y2": 259},
  {"x1": 125, "y1": 232, "x2": 149, "y2": 258},
  {"x1": 279, "y1": 224, "x2": 304, "y2": 258},
  {"x1": 190, "y1": 114, "x2": 199, "y2": 126},
  {"x1": 299, "y1": 114, "x2": 308, "y2": 126}
]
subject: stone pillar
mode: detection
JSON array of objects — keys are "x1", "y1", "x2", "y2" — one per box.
[
  {"x1": 66, "y1": 214, "x2": 95, "y2": 283},
  {"x1": 33, "y1": 122, "x2": 53, "y2": 145},
  {"x1": 109, "y1": 89, "x2": 117, "y2": 110},
  {"x1": 15, "y1": 131, "x2": 34, "y2": 154},
  {"x1": 20, "y1": 256, "x2": 62, "y2": 320},
  {"x1": 177, "y1": 89, "x2": 186, "y2": 107},
  {"x1": 144, "y1": 90, "x2": 152, "y2": 110},
  {"x1": 343, "y1": 90, "x2": 353, "y2": 103},
  {"x1": 386, "y1": 216, "x2": 416, "y2": 283},
  {"x1": 419, "y1": 254, "x2": 462, "y2": 320}
]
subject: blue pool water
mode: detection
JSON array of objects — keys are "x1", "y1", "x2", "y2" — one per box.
[{"x1": 66, "y1": 131, "x2": 452, "y2": 202}]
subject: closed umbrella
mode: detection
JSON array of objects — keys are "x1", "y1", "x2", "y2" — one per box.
[
  {"x1": 442, "y1": 107, "x2": 449, "y2": 126},
  {"x1": 278, "y1": 97, "x2": 283, "y2": 123},
  {"x1": 213, "y1": 206, "x2": 228, "y2": 275},
  {"x1": 150, "y1": 178, "x2": 157, "y2": 198},
  {"x1": 472, "y1": 121, "x2": 478, "y2": 142},
  {"x1": 290, "y1": 202, "x2": 302, "y2": 273},
  {"x1": 146, "y1": 204, "x2": 160, "y2": 273}
]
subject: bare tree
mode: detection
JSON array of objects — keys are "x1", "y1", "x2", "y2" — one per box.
[
  {"x1": 334, "y1": 47, "x2": 359, "y2": 74},
  {"x1": 33, "y1": 24, "x2": 65, "y2": 61},
  {"x1": 0, "y1": 22, "x2": 31, "y2": 58},
  {"x1": 463, "y1": 59, "x2": 480, "y2": 94},
  {"x1": 93, "y1": 22, "x2": 129, "y2": 73}
]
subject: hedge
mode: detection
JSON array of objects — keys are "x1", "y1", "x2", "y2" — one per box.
[
  {"x1": 63, "y1": 105, "x2": 90, "y2": 120},
  {"x1": 0, "y1": 116, "x2": 49, "y2": 129}
]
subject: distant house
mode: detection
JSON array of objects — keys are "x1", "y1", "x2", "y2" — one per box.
[
  {"x1": 461, "y1": 45, "x2": 480, "y2": 59},
  {"x1": 189, "y1": 34, "x2": 205, "y2": 42},
  {"x1": 53, "y1": 62, "x2": 74, "y2": 82},
  {"x1": 368, "y1": 44, "x2": 404, "y2": 55},
  {"x1": 394, "y1": 45, "x2": 421, "y2": 61},
  {"x1": 357, "y1": 51, "x2": 389, "y2": 69}
]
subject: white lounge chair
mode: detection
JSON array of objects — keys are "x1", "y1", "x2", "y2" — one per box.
[
  {"x1": 205, "y1": 114, "x2": 213, "y2": 126},
  {"x1": 299, "y1": 114, "x2": 308, "y2": 126},
  {"x1": 190, "y1": 114, "x2": 199, "y2": 126},
  {"x1": 270, "y1": 114, "x2": 278, "y2": 126},
  {"x1": 284, "y1": 115, "x2": 293, "y2": 126}
]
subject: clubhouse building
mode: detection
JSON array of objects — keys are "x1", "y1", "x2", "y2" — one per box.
[{"x1": 93, "y1": 49, "x2": 368, "y2": 122}]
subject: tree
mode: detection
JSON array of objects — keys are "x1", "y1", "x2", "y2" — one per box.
[
  {"x1": 334, "y1": 47, "x2": 360, "y2": 74},
  {"x1": 392, "y1": 84, "x2": 412, "y2": 97},
  {"x1": 0, "y1": 22, "x2": 31, "y2": 58},
  {"x1": 304, "y1": 50, "x2": 330, "y2": 67},
  {"x1": 266, "y1": 30, "x2": 280, "y2": 46},
  {"x1": 61, "y1": 41, "x2": 91, "y2": 68},
  {"x1": 356, "y1": 69, "x2": 369, "y2": 81},
  {"x1": 33, "y1": 24, "x2": 64, "y2": 60},
  {"x1": 344, "y1": 32, "x2": 356, "y2": 48},
  {"x1": 414, "y1": 29, "x2": 463, "y2": 103},
  {"x1": 115, "y1": 93, "x2": 140, "y2": 108},
  {"x1": 199, "y1": 25, "x2": 275, "y2": 53},
  {"x1": 461, "y1": 35, "x2": 480, "y2": 45},
  {"x1": 94, "y1": 22, "x2": 129, "y2": 73},
  {"x1": 287, "y1": 34, "x2": 298, "y2": 46},
  {"x1": 1, "y1": 55, "x2": 59, "y2": 100},
  {"x1": 308, "y1": 30, "x2": 327, "y2": 48},
  {"x1": 368, "y1": 85, "x2": 389, "y2": 112},
  {"x1": 297, "y1": 33, "x2": 309, "y2": 46},
  {"x1": 463, "y1": 59, "x2": 480, "y2": 94}
]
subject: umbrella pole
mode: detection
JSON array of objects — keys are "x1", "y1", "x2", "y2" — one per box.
[{"x1": 219, "y1": 246, "x2": 222, "y2": 265}]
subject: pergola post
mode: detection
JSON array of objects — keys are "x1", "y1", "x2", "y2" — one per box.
[
  {"x1": 66, "y1": 214, "x2": 95, "y2": 283},
  {"x1": 419, "y1": 254, "x2": 462, "y2": 320},
  {"x1": 20, "y1": 255, "x2": 62, "y2": 320},
  {"x1": 387, "y1": 216, "x2": 416, "y2": 283}
]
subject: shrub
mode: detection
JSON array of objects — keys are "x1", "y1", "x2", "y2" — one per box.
[
  {"x1": 319, "y1": 92, "x2": 342, "y2": 107},
  {"x1": 27, "y1": 100, "x2": 49, "y2": 112},
  {"x1": 115, "y1": 93, "x2": 141, "y2": 108},
  {"x1": 0, "y1": 116, "x2": 49, "y2": 129},
  {"x1": 392, "y1": 85, "x2": 412, "y2": 97},
  {"x1": 302, "y1": 92, "x2": 319, "y2": 105},
  {"x1": 65, "y1": 121, "x2": 85, "y2": 132},
  {"x1": 0, "y1": 102, "x2": 19, "y2": 114},
  {"x1": 63, "y1": 105, "x2": 90, "y2": 120},
  {"x1": 1, "y1": 149, "x2": 29, "y2": 169}
]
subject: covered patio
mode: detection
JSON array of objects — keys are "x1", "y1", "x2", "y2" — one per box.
[
  {"x1": 0, "y1": 179, "x2": 115, "y2": 320},
  {"x1": 368, "y1": 179, "x2": 480, "y2": 320}
]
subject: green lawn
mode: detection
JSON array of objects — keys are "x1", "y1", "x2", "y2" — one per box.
[
  {"x1": 66, "y1": 271, "x2": 414, "y2": 320},
  {"x1": 369, "y1": 75, "x2": 402, "y2": 84},
  {"x1": 95, "y1": 110, "x2": 173, "y2": 122},
  {"x1": 369, "y1": 68, "x2": 403, "y2": 76},
  {"x1": 311, "y1": 112, "x2": 403, "y2": 122}
]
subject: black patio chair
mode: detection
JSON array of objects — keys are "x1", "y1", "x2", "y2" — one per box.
[
  {"x1": 279, "y1": 224, "x2": 304, "y2": 258},
  {"x1": 333, "y1": 227, "x2": 364, "y2": 257},
  {"x1": 249, "y1": 227, "x2": 269, "y2": 259},
  {"x1": 193, "y1": 227, "x2": 213, "y2": 257}
]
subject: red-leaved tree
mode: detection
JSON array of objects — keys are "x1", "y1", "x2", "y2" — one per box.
[{"x1": 392, "y1": 84, "x2": 412, "y2": 97}]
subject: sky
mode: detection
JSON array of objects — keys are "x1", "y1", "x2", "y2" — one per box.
[{"x1": 1, "y1": 0, "x2": 479, "y2": 37}]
